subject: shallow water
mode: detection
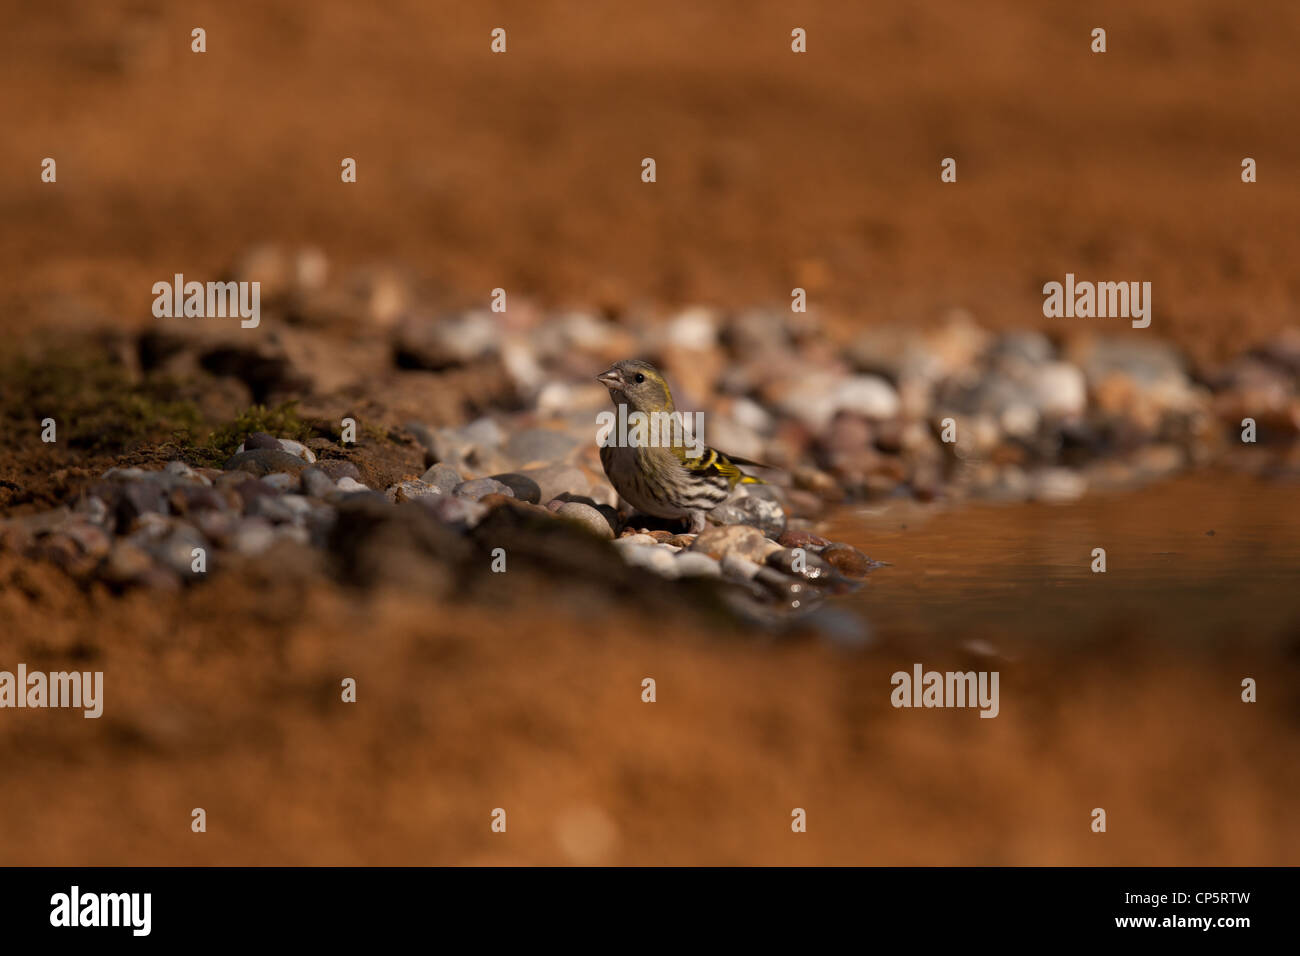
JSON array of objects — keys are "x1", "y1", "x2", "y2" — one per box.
[{"x1": 825, "y1": 471, "x2": 1300, "y2": 645}]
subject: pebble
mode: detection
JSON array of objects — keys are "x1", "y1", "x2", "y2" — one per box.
[
  {"x1": 820, "y1": 543, "x2": 873, "y2": 578},
  {"x1": 300, "y1": 467, "x2": 336, "y2": 498},
  {"x1": 765, "y1": 547, "x2": 836, "y2": 582},
  {"x1": 1030, "y1": 362, "x2": 1088, "y2": 418},
  {"x1": 523, "y1": 464, "x2": 590, "y2": 504},
  {"x1": 691, "y1": 525, "x2": 782, "y2": 563},
  {"x1": 260, "y1": 472, "x2": 297, "y2": 492},
  {"x1": 555, "y1": 501, "x2": 615, "y2": 539},
  {"x1": 618, "y1": 542, "x2": 680, "y2": 578},
  {"x1": 708, "y1": 491, "x2": 786, "y2": 537},
  {"x1": 720, "y1": 553, "x2": 762, "y2": 581},
  {"x1": 224, "y1": 449, "x2": 311, "y2": 477},
  {"x1": 778, "y1": 529, "x2": 829, "y2": 550},
  {"x1": 148, "y1": 527, "x2": 210, "y2": 578},
  {"x1": 454, "y1": 478, "x2": 515, "y2": 501},
  {"x1": 488, "y1": 473, "x2": 542, "y2": 504},
  {"x1": 386, "y1": 479, "x2": 442, "y2": 504},
  {"x1": 420, "y1": 494, "x2": 488, "y2": 529},
  {"x1": 231, "y1": 519, "x2": 276, "y2": 555},
  {"x1": 419, "y1": 463, "x2": 462, "y2": 494},
  {"x1": 674, "y1": 552, "x2": 722, "y2": 578},
  {"x1": 833, "y1": 374, "x2": 901, "y2": 420},
  {"x1": 119, "y1": 482, "x2": 170, "y2": 524},
  {"x1": 243, "y1": 432, "x2": 281, "y2": 451},
  {"x1": 277, "y1": 439, "x2": 317, "y2": 463}
]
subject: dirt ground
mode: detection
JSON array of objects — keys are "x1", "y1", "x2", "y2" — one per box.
[{"x1": 2, "y1": 0, "x2": 1299, "y2": 864}]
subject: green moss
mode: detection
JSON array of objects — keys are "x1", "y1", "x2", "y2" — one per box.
[
  {"x1": 1, "y1": 352, "x2": 204, "y2": 454},
  {"x1": 202, "y1": 401, "x2": 314, "y2": 462}
]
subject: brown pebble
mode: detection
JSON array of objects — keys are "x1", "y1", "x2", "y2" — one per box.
[
  {"x1": 821, "y1": 543, "x2": 872, "y2": 577},
  {"x1": 778, "y1": 529, "x2": 829, "y2": 550},
  {"x1": 646, "y1": 530, "x2": 674, "y2": 542},
  {"x1": 665, "y1": 534, "x2": 696, "y2": 548}
]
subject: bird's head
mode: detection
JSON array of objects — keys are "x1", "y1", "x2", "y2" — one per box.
[{"x1": 597, "y1": 360, "x2": 675, "y2": 413}]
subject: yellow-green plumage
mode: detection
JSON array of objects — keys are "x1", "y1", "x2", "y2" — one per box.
[{"x1": 597, "y1": 359, "x2": 764, "y2": 533}]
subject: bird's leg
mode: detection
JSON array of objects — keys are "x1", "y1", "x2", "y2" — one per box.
[{"x1": 687, "y1": 510, "x2": 707, "y2": 534}]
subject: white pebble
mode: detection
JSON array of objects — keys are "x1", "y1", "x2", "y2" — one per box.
[{"x1": 277, "y1": 439, "x2": 317, "y2": 463}]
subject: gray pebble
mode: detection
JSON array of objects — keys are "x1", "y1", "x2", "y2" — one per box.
[
  {"x1": 618, "y1": 542, "x2": 679, "y2": 578},
  {"x1": 419, "y1": 462, "x2": 463, "y2": 494},
  {"x1": 231, "y1": 519, "x2": 276, "y2": 555},
  {"x1": 300, "y1": 467, "x2": 336, "y2": 498},
  {"x1": 260, "y1": 472, "x2": 297, "y2": 492},
  {"x1": 556, "y1": 501, "x2": 615, "y2": 539},
  {"x1": 720, "y1": 553, "x2": 762, "y2": 580},
  {"x1": 709, "y1": 488, "x2": 787, "y2": 537},
  {"x1": 419, "y1": 494, "x2": 488, "y2": 529},
  {"x1": 224, "y1": 448, "x2": 311, "y2": 477},
  {"x1": 674, "y1": 552, "x2": 722, "y2": 578},
  {"x1": 243, "y1": 432, "x2": 281, "y2": 451},
  {"x1": 488, "y1": 473, "x2": 541, "y2": 504},
  {"x1": 454, "y1": 478, "x2": 514, "y2": 501},
  {"x1": 524, "y1": 463, "x2": 590, "y2": 504}
]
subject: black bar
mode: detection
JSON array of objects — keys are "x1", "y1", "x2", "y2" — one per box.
[{"x1": 2, "y1": 867, "x2": 1288, "y2": 942}]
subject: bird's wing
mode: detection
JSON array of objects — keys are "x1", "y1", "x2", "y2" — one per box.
[{"x1": 677, "y1": 446, "x2": 768, "y2": 485}]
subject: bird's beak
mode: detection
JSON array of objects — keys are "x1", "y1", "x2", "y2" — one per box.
[{"x1": 597, "y1": 369, "x2": 622, "y2": 388}]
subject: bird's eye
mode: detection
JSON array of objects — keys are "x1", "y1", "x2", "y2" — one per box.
[{"x1": 634, "y1": 373, "x2": 645, "y2": 384}]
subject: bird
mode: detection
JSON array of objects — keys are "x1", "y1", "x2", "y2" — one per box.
[{"x1": 597, "y1": 359, "x2": 765, "y2": 534}]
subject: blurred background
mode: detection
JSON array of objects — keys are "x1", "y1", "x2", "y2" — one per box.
[
  {"x1": 0, "y1": 0, "x2": 1297, "y2": 865},
  {"x1": 2, "y1": 0, "x2": 1298, "y2": 358}
]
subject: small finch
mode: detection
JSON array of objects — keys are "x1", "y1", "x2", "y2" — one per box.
[{"x1": 598, "y1": 359, "x2": 765, "y2": 533}]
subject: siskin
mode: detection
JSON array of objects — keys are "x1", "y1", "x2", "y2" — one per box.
[{"x1": 597, "y1": 359, "x2": 765, "y2": 533}]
